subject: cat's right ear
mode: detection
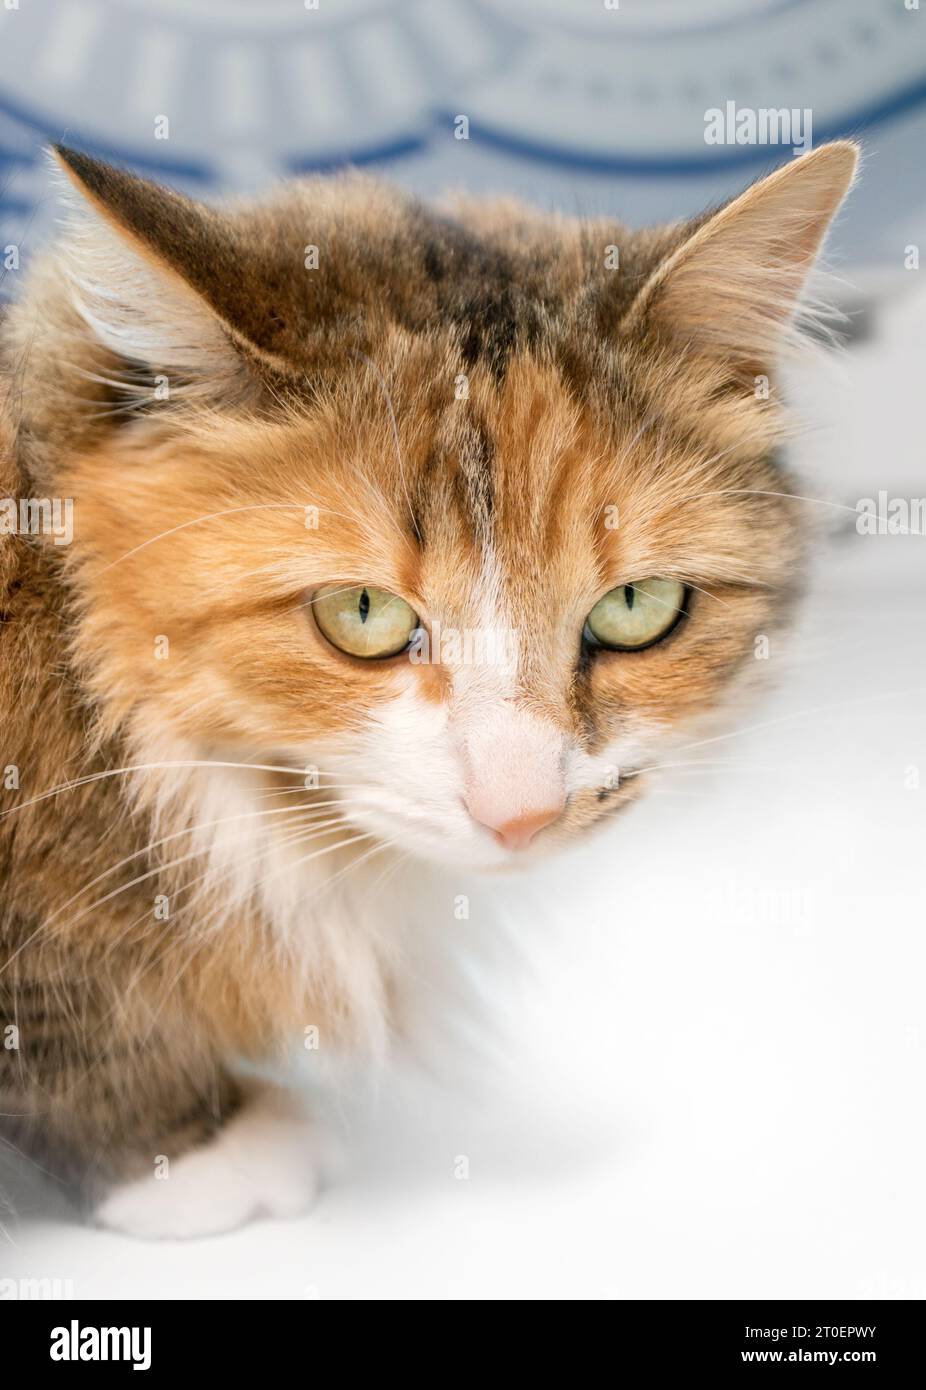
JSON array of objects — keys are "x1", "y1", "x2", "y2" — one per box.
[
  {"x1": 50, "y1": 145, "x2": 296, "y2": 403},
  {"x1": 620, "y1": 141, "x2": 859, "y2": 375}
]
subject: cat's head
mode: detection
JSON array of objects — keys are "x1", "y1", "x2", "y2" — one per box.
[{"x1": 10, "y1": 142, "x2": 856, "y2": 870}]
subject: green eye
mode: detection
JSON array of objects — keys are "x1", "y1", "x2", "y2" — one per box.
[
  {"x1": 313, "y1": 583, "x2": 418, "y2": 659},
  {"x1": 584, "y1": 578, "x2": 686, "y2": 651}
]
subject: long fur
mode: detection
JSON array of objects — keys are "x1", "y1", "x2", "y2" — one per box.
[{"x1": 0, "y1": 142, "x2": 857, "y2": 1224}]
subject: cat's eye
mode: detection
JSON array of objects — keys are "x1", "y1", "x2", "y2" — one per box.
[
  {"x1": 584, "y1": 578, "x2": 686, "y2": 651},
  {"x1": 312, "y1": 583, "x2": 418, "y2": 659}
]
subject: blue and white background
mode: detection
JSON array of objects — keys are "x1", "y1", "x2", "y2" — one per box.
[{"x1": 1, "y1": 0, "x2": 925, "y2": 269}]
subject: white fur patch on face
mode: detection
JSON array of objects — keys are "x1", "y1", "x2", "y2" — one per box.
[
  {"x1": 322, "y1": 685, "x2": 503, "y2": 869},
  {"x1": 94, "y1": 1084, "x2": 319, "y2": 1240},
  {"x1": 322, "y1": 678, "x2": 675, "y2": 870}
]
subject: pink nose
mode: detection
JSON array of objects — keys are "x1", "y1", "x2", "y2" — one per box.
[{"x1": 469, "y1": 803, "x2": 564, "y2": 851}]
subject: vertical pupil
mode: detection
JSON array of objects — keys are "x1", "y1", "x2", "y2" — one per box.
[
  {"x1": 358, "y1": 588, "x2": 371, "y2": 624},
  {"x1": 624, "y1": 584, "x2": 635, "y2": 610}
]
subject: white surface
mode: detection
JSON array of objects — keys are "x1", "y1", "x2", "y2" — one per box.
[{"x1": 2, "y1": 293, "x2": 925, "y2": 1300}]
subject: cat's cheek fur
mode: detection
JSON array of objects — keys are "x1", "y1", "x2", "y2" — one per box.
[
  {"x1": 94, "y1": 1084, "x2": 320, "y2": 1240},
  {"x1": 126, "y1": 730, "x2": 400, "y2": 1058}
]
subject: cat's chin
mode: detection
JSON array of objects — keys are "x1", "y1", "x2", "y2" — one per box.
[
  {"x1": 401, "y1": 834, "x2": 571, "y2": 876},
  {"x1": 364, "y1": 797, "x2": 633, "y2": 876}
]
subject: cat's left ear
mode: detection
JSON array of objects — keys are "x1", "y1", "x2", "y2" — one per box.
[
  {"x1": 621, "y1": 141, "x2": 859, "y2": 372},
  {"x1": 50, "y1": 145, "x2": 296, "y2": 400}
]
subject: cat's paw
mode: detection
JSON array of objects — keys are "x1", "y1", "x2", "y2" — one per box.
[{"x1": 94, "y1": 1084, "x2": 319, "y2": 1240}]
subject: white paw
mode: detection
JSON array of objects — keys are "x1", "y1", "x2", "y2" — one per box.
[{"x1": 94, "y1": 1084, "x2": 319, "y2": 1240}]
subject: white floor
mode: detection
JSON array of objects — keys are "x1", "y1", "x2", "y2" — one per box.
[{"x1": 2, "y1": 289, "x2": 925, "y2": 1300}]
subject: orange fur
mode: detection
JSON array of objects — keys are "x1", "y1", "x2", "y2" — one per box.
[{"x1": 0, "y1": 142, "x2": 857, "y2": 1209}]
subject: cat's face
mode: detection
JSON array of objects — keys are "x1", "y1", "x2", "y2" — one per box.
[
  {"x1": 62, "y1": 340, "x2": 798, "y2": 873},
  {"x1": 36, "y1": 143, "x2": 855, "y2": 871}
]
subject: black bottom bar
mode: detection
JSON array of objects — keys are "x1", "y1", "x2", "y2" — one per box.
[{"x1": 1, "y1": 1299, "x2": 921, "y2": 1374}]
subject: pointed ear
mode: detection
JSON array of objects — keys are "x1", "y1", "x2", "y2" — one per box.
[
  {"x1": 51, "y1": 145, "x2": 294, "y2": 401},
  {"x1": 621, "y1": 141, "x2": 859, "y2": 374}
]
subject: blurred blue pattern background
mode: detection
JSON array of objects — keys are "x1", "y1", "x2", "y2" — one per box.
[{"x1": 0, "y1": 0, "x2": 924, "y2": 275}]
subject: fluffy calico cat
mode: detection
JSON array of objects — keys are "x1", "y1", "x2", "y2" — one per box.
[{"x1": 0, "y1": 141, "x2": 856, "y2": 1238}]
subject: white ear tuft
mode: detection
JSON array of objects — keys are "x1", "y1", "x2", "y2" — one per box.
[
  {"x1": 58, "y1": 200, "x2": 241, "y2": 385},
  {"x1": 49, "y1": 146, "x2": 255, "y2": 404}
]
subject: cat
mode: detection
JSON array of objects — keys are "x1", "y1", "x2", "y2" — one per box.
[{"x1": 0, "y1": 140, "x2": 857, "y2": 1238}]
